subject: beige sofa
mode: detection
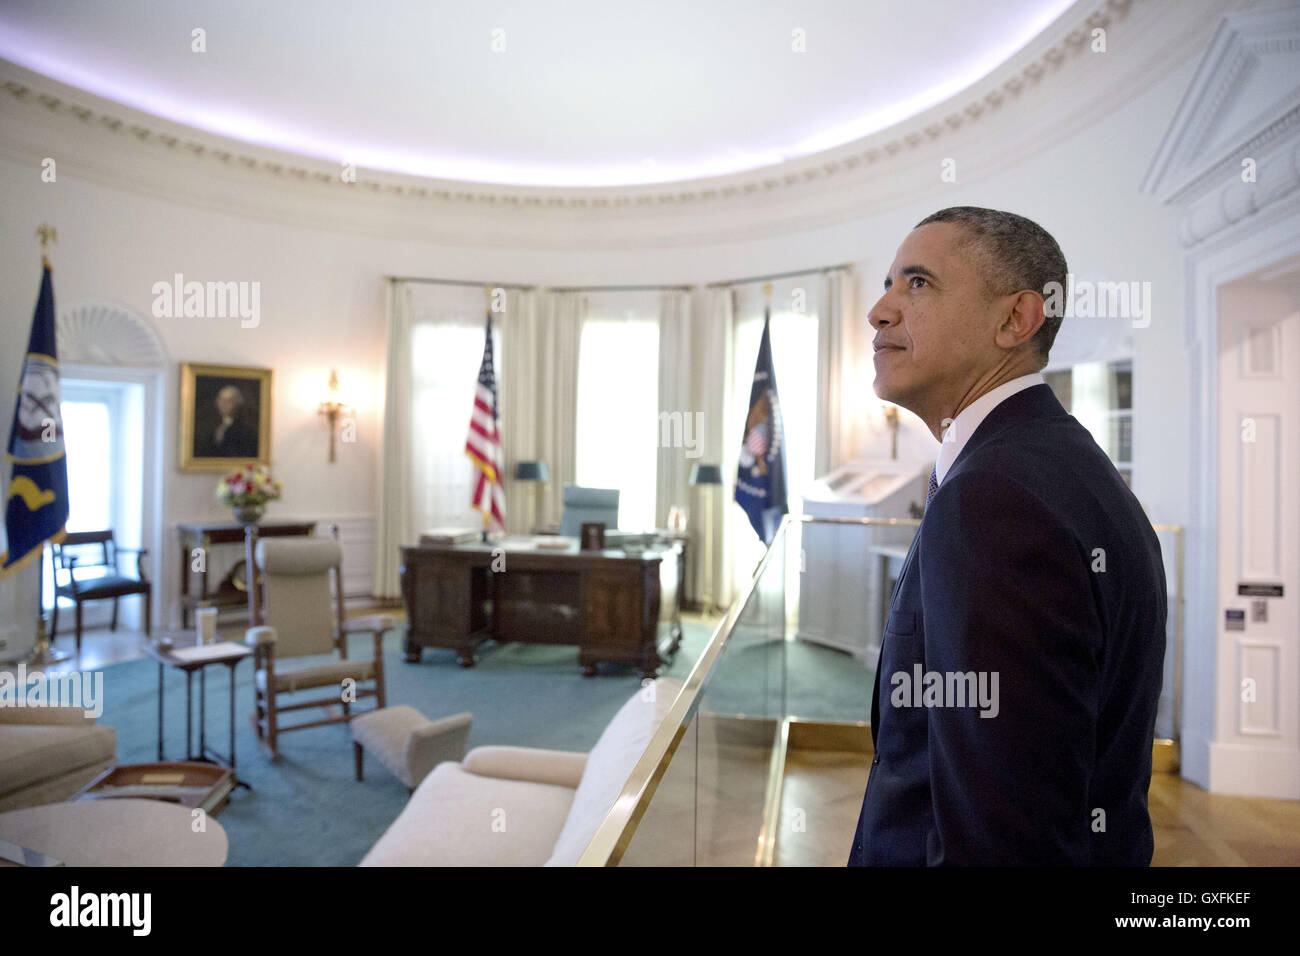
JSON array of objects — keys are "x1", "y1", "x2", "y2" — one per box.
[
  {"x1": 361, "y1": 677, "x2": 682, "y2": 866},
  {"x1": 0, "y1": 706, "x2": 116, "y2": 812}
]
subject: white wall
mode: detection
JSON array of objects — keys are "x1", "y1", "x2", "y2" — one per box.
[{"x1": 0, "y1": 41, "x2": 1198, "y2": 642}]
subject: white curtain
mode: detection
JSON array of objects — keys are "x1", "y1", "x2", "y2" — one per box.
[
  {"x1": 656, "y1": 289, "x2": 693, "y2": 530},
  {"x1": 696, "y1": 286, "x2": 735, "y2": 609},
  {"x1": 816, "y1": 267, "x2": 858, "y2": 475},
  {"x1": 373, "y1": 281, "x2": 413, "y2": 599},
  {"x1": 373, "y1": 282, "x2": 505, "y2": 597},
  {"x1": 500, "y1": 288, "x2": 540, "y2": 533},
  {"x1": 537, "y1": 291, "x2": 585, "y2": 527}
]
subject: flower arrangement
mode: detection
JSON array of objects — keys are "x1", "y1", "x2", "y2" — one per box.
[{"x1": 216, "y1": 463, "x2": 283, "y2": 509}]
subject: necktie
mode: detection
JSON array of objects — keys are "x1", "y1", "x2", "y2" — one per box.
[{"x1": 926, "y1": 466, "x2": 938, "y2": 509}]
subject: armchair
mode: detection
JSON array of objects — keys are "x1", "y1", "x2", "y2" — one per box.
[
  {"x1": 50, "y1": 530, "x2": 151, "y2": 656},
  {"x1": 244, "y1": 526, "x2": 389, "y2": 760}
]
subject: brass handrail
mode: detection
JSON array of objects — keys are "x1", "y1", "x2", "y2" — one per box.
[
  {"x1": 578, "y1": 513, "x2": 1186, "y2": 866},
  {"x1": 576, "y1": 514, "x2": 794, "y2": 866}
]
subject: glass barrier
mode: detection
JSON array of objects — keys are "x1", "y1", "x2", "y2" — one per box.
[{"x1": 579, "y1": 514, "x2": 1185, "y2": 866}]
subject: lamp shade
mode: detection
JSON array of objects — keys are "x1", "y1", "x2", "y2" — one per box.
[
  {"x1": 689, "y1": 463, "x2": 723, "y2": 486},
  {"x1": 514, "y1": 460, "x2": 550, "y2": 482}
]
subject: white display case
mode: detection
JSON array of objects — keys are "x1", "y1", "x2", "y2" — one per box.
[{"x1": 797, "y1": 459, "x2": 929, "y2": 660}]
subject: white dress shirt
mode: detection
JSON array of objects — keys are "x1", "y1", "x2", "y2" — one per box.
[{"x1": 934, "y1": 372, "x2": 1045, "y2": 487}]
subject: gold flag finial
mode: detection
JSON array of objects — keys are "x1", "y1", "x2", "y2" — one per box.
[
  {"x1": 762, "y1": 282, "x2": 773, "y2": 303},
  {"x1": 36, "y1": 223, "x2": 56, "y2": 268}
]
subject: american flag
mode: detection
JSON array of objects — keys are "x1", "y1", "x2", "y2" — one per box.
[{"x1": 464, "y1": 310, "x2": 505, "y2": 531}]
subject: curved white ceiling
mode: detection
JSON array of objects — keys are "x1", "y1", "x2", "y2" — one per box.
[{"x1": 0, "y1": 0, "x2": 1078, "y2": 187}]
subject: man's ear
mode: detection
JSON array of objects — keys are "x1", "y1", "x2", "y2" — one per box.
[{"x1": 994, "y1": 291, "x2": 1046, "y2": 350}]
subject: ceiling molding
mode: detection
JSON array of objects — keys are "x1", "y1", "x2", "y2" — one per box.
[{"x1": 0, "y1": 0, "x2": 1234, "y2": 247}]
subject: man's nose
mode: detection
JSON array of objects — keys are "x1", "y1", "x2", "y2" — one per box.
[{"x1": 867, "y1": 293, "x2": 896, "y2": 330}]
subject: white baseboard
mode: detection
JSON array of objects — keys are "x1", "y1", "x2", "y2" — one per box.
[{"x1": 1207, "y1": 740, "x2": 1300, "y2": 798}]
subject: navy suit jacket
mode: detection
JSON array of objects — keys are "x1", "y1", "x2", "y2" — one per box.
[{"x1": 848, "y1": 384, "x2": 1166, "y2": 866}]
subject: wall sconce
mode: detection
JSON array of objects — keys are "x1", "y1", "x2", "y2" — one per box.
[{"x1": 318, "y1": 369, "x2": 352, "y2": 463}]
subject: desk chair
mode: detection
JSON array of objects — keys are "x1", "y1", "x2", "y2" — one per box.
[
  {"x1": 50, "y1": 530, "x2": 151, "y2": 656},
  {"x1": 559, "y1": 486, "x2": 620, "y2": 538}
]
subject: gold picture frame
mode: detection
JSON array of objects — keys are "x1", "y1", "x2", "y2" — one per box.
[{"x1": 178, "y1": 362, "x2": 272, "y2": 472}]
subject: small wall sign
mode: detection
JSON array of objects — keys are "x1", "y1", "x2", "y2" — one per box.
[
  {"x1": 1225, "y1": 608, "x2": 1246, "y2": 631},
  {"x1": 1237, "y1": 583, "x2": 1284, "y2": 598}
]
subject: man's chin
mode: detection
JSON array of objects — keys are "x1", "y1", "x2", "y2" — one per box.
[{"x1": 871, "y1": 376, "x2": 899, "y2": 403}]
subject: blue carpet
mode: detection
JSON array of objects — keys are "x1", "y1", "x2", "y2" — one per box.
[{"x1": 98, "y1": 622, "x2": 873, "y2": 865}]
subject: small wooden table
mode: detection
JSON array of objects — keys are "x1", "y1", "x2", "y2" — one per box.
[{"x1": 145, "y1": 637, "x2": 253, "y2": 787}]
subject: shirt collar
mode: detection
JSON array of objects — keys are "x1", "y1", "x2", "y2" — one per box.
[{"x1": 934, "y1": 372, "x2": 1045, "y2": 486}]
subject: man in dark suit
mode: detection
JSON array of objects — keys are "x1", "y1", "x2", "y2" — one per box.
[{"x1": 849, "y1": 206, "x2": 1167, "y2": 866}]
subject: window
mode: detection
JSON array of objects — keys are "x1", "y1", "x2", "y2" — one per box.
[
  {"x1": 409, "y1": 319, "x2": 504, "y2": 532},
  {"x1": 62, "y1": 396, "x2": 114, "y2": 532},
  {"x1": 574, "y1": 306, "x2": 660, "y2": 530},
  {"x1": 1046, "y1": 359, "x2": 1133, "y2": 486}
]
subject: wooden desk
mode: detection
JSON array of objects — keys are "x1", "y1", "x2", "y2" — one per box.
[
  {"x1": 177, "y1": 520, "x2": 317, "y2": 626},
  {"x1": 400, "y1": 536, "x2": 683, "y2": 678}
]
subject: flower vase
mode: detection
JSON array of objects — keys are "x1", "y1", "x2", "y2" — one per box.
[{"x1": 234, "y1": 504, "x2": 265, "y2": 524}]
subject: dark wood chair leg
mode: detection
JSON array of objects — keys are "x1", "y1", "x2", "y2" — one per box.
[
  {"x1": 75, "y1": 602, "x2": 83, "y2": 657},
  {"x1": 50, "y1": 597, "x2": 59, "y2": 639},
  {"x1": 354, "y1": 742, "x2": 364, "y2": 781},
  {"x1": 143, "y1": 592, "x2": 152, "y2": 637},
  {"x1": 110, "y1": 597, "x2": 119, "y2": 632}
]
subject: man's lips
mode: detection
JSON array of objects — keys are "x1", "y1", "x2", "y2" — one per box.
[{"x1": 873, "y1": 343, "x2": 905, "y2": 353}]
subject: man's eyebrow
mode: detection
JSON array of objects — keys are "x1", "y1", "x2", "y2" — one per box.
[{"x1": 883, "y1": 265, "x2": 940, "y2": 290}]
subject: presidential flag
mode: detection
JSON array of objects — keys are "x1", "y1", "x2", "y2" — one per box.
[
  {"x1": 735, "y1": 308, "x2": 788, "y2": 546},
  {"x1": 464, "y1": 310, "x2": 505, "y2": 531},
  {"x1": 2, "y1": 265, "x2": 70, "y2": 576}
]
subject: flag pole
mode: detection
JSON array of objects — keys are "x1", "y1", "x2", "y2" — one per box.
[
  {"x1": 28, "y1": 224, "x2": 69, "y2": 666},
  {"x1": 481, "y1": 285, "x2": 493, "y2": 543}
]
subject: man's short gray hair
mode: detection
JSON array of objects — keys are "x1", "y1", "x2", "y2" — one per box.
[{"x1": 915, "y1": 206, "x2": 1068, "y2": 364}]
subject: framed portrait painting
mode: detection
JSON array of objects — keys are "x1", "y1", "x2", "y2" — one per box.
[{"x1": 179, "y1": 362, "x2": 272, "y2": 472}]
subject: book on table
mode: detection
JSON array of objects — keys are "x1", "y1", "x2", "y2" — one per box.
[
  {"x1": 418, "y1": 527, "x2": 480, "y2": 547},
  {"x1": 73, "y1": 762, "x2": 234, "y2": 815}
]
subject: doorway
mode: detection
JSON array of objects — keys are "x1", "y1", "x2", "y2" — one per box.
[{"x1": 1214, "y1": 264, "x2": 1300, "y2": 798}]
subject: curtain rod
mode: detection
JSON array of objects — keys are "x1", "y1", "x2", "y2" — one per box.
[
  {"x1": 387, "y1": 263, "x2": 851, "y2": 293},
  {"x1": 705, "y1": 263, "x2": 853, "y2": 289},
  {"x1": 548, "y1": 283, "x2": 693, "y2": 293},
  {"x1": 385, "y1": 275, "x2": 538, "y2": 291}
]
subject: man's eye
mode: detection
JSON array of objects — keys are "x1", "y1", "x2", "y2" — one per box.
[{"x1": 909, "y1": 275, "x2": 927, "y2": 289}]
